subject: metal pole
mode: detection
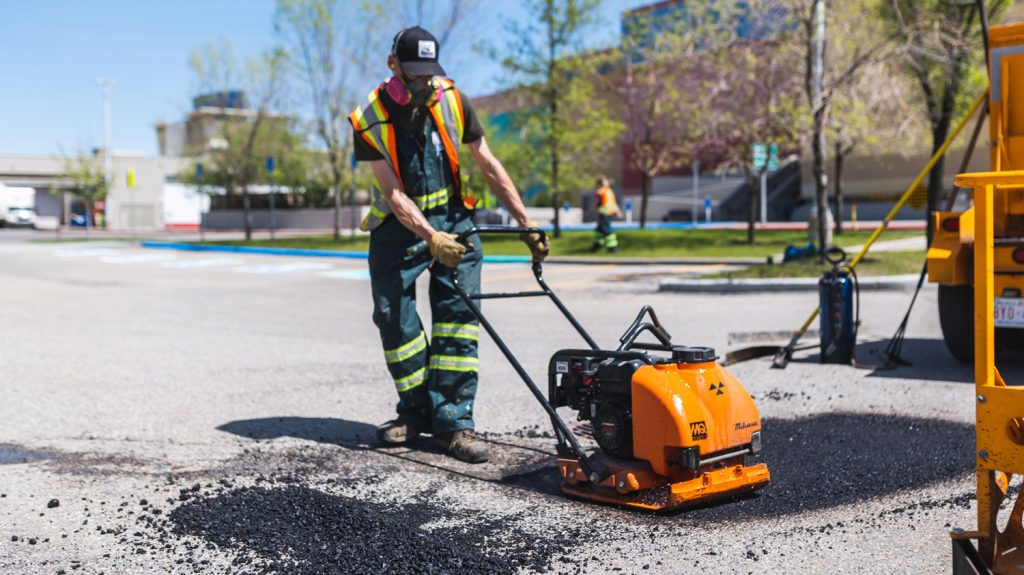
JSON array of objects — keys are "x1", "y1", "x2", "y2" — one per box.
[
  {"x1": 199, "y1": 180, "x2": 205, "y2": 243},
  {"x1": 270, "y1": 182, "x2": 276, "y2": 243},
  {"x1": 760, "y1": 171, "x2": 768, "y2": 223},
  {"x1": 196, "y1": 162, "x2": 205, "y2": 243},
  {"x1": 349, "y1": 152, "x2": 357, "y2": 241},
  {"x1": 129, "y1": 183, "x2": 135, "y2": 244},
  {"x1": 95, "y1": 79, "x2": 114, "y2": 188},
  {"x1": 691, "y1": 159, "x2": 699, "y2": 225}
]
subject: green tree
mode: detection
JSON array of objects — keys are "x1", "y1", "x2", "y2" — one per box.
[
  {"x1": 712, "y1": 1, "x2": 805, "y2": 244},
  {"x1": 497, "y1": 0, "x2": 621, "y2": 236},
  {"x1": 188, "y1": 40, "x2": 288, "y2": 240},
  {"x1": 275, "y1": 0, "x2": 356, "y2": 240},
  {"x1": 828, "y1": 56, "x2": 919, "y2": 233},
  {"x1": 59, "y1": 152, "x2": 109, "y2": 236},
  {"x1": 881, "y1": 0, "x2": 1010, "y2": 239},
  {"x1": 782, "y1": 0, "x2": 898, "y2": 254},
  {"x1": 607, "y1": 2, "x2": 734, "y2": 228}
]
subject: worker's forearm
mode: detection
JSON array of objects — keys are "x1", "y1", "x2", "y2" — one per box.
[
  {"x1": 368, "y1": 160, "x2": 436, "y2": 241},
  {"x1": 384, "y1": 190, "x2": 435, "y2": 242},
  {"x1": 481, "y1": 157, "x2": 531, "y2": 226}
]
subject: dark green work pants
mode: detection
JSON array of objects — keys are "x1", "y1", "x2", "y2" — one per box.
[
  {"x1": 593, "y1": 214, "x2": 619, "y2": 250},
  {"x1": 368, "y1": 213, "x2": 482, "y2": 434}
]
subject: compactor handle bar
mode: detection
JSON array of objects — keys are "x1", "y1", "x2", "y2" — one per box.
[
  {"x1": 447, "y1": 225, "x2": 608, "y2": 481},
  {"x1": 453, "y1": 225, "x2": 599, "y2": 350}
]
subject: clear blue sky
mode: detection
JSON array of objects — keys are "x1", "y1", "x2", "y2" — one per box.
[{"x1": 1, "y1": 0, "x2": 649, "y2": 157}]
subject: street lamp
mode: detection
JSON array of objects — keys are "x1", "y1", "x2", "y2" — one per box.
[{"x1": 95, "y1": 77, "x2": 117, "y2": 233}]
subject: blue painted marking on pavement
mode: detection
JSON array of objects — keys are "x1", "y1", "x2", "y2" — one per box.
[
  {"x1": 141, "y1": 241, "x2": 531, "y2": 264},
  {"x1": 141, "y1": 241, "x2": 369, "y2": 259}
]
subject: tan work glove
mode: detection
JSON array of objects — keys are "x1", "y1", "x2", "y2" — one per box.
[
  {"x1": 519, "y1": 220, "x2": 550, "y2": 263},
  {"x1": 429, "y1": 231, "x2": 467, "y2": 268}
]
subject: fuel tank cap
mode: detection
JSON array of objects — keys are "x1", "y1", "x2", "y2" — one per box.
[{"x1": 672, "y1": 346, "x2": 716, "y2": 363}]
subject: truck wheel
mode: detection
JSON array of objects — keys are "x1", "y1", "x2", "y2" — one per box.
[{"x1": 939, "y1": 284, "x2": 974, "y2": 363}]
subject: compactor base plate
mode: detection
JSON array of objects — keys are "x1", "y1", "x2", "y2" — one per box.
[{"x1": 556, "y1": 456, "x2": 770, "y2": 512}]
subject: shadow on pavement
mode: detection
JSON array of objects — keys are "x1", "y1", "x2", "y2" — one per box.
[
  {"x1": 216, "y1": 416, "x2": 561, "y2": 497},
  {"x1": 217, "y1": 413, "x2": 973, "y2": 522},
  {"x1": 680, "y1": 412, "x2": 974, "y2": 521},
  {"x1": 786, "y1": 337, "x2": 1024, "y2": 384},
  {"x1": 858, "y1": 337, "x2": 1024, "y2": 384},
  {"x1": 217, "y1": 417, "x2": 378, "y2": 448}
]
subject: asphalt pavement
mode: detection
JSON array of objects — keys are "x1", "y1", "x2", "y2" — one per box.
[{"x1": 0, "y1": 230, "x2": 1005, "y2": 574}]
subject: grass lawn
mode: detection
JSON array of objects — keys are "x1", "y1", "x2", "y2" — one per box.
[
  {"x1": 208, "y1": 228, "x2": 922, "y2": 260},
  {"x1": 705, "y1": 250, "x2": 926, "y2": 278}
]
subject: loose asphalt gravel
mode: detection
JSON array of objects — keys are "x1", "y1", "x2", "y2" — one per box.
[{"x1": 0, "y1": 233, "x2": 1016, "y2": 574}]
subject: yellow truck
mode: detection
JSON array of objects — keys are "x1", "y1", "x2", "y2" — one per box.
[{"x1": 928, "y1": 22, "x2": 1024, "y2": 361}]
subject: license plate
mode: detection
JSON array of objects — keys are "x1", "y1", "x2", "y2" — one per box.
[{"x1": 995, "y1": 297, "x2": 1024, "y2": 328}]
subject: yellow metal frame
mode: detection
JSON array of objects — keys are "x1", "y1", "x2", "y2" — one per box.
[{"x1": 953, "y1": 170, "x2": 1024, "y2": 572}]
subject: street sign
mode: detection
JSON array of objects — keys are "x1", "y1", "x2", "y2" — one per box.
[
  {"x1": 265, "y1": 156, "x2": 275, "y2": 174},
  {"x1": 126, "y1": 169, "x2": 135, "y2": 189},
  {"x1": 768, "y1": 144, "x2": 779, "y2": 171},
  {"x1": 623, "y1": 199, "x2": 633, "y2": 211},
  {"x1": 195, "y1": 162, "x2": 204, "y2": 179},
  {"x1": 753, "y1": 142, "x2": 767, "y2": 170}
]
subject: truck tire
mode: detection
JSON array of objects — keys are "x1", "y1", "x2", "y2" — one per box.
[{"x1": 939, "y1": 284, "x2": 974, "y2": 363}]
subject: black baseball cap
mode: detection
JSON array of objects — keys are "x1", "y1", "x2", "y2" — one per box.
[{"x1": 391, "y1": 26, "x2": 445, "y2": 77}]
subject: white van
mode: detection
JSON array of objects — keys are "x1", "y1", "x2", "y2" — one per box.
[{"x1": 0, "y1": 185, "x2": 37, "y2": 228}]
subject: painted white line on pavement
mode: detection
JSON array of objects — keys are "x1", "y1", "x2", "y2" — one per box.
[
  {"x1": 52, "y1": 248, "x2": 120, "y2": 258},
  {"x1": 100, "y1": 253, "x2": 178, "y2": 264},
  {"x1": 0, "y1": 245, "x2": 47, "y2": 254},
  {"x1": 161, "y1": 258, "x2": 245, "y2": 269},
  {"x1": 318, "y1": 269, "x2": 371, "y2": 280},
  {"x1": 233, "y1": 262, "x2": 333, "y2": 274}
]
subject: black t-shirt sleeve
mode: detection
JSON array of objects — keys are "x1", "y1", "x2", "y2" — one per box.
[
  {"x1": 352, "y1": 126, "x2": 384, "y2": 162},
  {"x1": 459, "y1": 91, "x2": 485, "y2": 144}
]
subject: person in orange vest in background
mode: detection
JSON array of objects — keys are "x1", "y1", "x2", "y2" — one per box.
[
  {"x1": 590, "y1": 177, "x2": 620, "y2": 253},
  {"x1": 349, "y1": 26, "x2": 549, "y2": 464}
]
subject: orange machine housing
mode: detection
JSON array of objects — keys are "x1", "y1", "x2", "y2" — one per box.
[
  {"x1": 631, "y1": 361, "x2": 763, "y2": 476},
  {"x1": 556, "y1": 358, "x2": 769, "y2": 511}
]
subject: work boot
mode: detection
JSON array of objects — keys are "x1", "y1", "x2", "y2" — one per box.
[
  {"x1": 435, "y1": 430, "x2": 490, "y2": 463},
  {"x1": 376, "y1": 418, "x2": 428, "y2": 445}
]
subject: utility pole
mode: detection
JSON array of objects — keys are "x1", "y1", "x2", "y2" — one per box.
[
  {"x1": 349, "y1": 151, "x2": 357, "y2": 241},
  {"x1": 196, "y1": 162, "x2": 205, "y2": 242},
  {"x1": 691, "y1": 159, "x2": 699, "y2": 225},
  {"x1": 95, "y1": 77, "x2": 116, "y2": 234}
]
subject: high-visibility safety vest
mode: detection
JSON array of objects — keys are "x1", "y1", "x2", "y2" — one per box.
[
  {"x1": 348, "y1": 77, "x2": 476, "y2": 231},
  {"x1": 596, "y1": 186, "x2": 620, "y2": 217}
]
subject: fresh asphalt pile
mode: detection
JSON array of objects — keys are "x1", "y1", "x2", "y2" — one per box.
[{"x1": 157, "y1": 479, "x2": 576, "y2": 574}]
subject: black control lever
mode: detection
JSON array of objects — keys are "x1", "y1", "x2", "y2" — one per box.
[{"x1": 617, "y1": 305, "x2": 673, "y2": 351}]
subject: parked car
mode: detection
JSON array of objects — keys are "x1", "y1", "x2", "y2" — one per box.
[{"x1": 0, "y1": 186, "x2": 37, "y2": 228}]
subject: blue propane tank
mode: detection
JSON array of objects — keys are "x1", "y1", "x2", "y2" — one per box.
[{"x1": 819, "y1": 251, "x2": 855, "y2": 364}]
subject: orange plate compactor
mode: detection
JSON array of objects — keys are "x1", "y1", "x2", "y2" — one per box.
[{"x1": 449, "y1": 226, "x2": 770, "y2": 511}]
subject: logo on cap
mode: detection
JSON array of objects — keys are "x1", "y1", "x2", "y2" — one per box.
[{"x1": 418, "y1": 40, "x2": 436, "y2": 59}]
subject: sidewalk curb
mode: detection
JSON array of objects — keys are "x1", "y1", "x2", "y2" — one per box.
[
  {"x1": 659, "y1": 274, "x2": 923, "y2": 293},
  {"x1": 140, "y1": 241, "x2": 533, "y2": 264},
  {"x1": 545, "y1": 256, "x2": 770, "y2": 266}
]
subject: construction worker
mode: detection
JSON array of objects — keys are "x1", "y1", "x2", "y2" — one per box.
[
  {"x1": 349, "y1": 27, "x2": 548, "y2": 464},
  {"x1": 591, "y1": 177, "x2": 620, "y2": 252}
]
